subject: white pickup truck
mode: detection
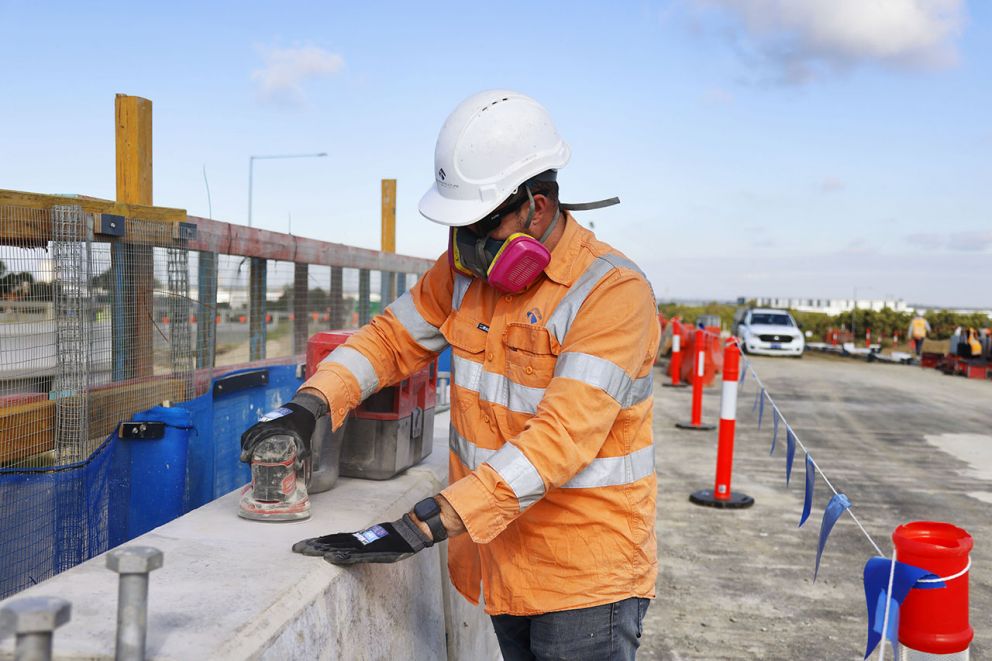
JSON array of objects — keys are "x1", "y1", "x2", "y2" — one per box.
[{"x1": 736, "y1": 308, "x2": 805, "y2": 357}]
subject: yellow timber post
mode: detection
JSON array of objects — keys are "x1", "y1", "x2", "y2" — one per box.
[
  {"x1": 114, "y1": 94, "x2": 155, "y2": 379},
  {"x1": 381, "y1": 179, "x2": 397, "y2": 304}
]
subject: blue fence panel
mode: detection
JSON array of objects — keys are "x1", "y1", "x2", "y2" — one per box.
[
  {"x1": 0, "y1": 362, "x2": 303, "y2": 599},
  {"x1": 203, "y1": 364, "x2": 301, "y2": 503},
  {"x1": 109, "y1": 406, "x2": 192, "y2": 547},
  {"x1": 0, "y1": 437, "x2": 114, "y2": 599}
]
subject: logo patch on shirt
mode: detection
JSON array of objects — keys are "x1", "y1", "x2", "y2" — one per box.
[
  {"x1": 477, "y1": 323, "x2": 490, "y2": 333},
  {"x1": 526, "y1": 308, "x2": 543, "y2": 324}
]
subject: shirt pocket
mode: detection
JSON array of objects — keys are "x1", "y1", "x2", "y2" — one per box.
[
  {"x1": 441, "y1": 314, "x2": 489, "y2": 414},
  {"x1": 503, "y1": 322, "x2": 558, "y2": 389}
]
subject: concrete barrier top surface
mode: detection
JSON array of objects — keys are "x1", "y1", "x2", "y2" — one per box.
[{"x1": 0, "y1": 412, "x2": 454, "y2": 661}]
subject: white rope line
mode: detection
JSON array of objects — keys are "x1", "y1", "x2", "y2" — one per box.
[
  {"x1": 917, "y1": 557, "x2": 972, "y2": 583},
  {"x1": 744, "y1": 360, "x2": 886, "y2": 558},
  {"x1": 878, "y1": 548, "x2": 897, "y2": 661}
]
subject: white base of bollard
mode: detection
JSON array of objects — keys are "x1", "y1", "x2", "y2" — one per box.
[{"x1": 900, "y1": 645, "x2": 968, "y2": 660}]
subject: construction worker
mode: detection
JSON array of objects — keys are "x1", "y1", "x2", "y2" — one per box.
[
  {"x1": 240, "y1": 90, "x2": 660, "y2": 659},
  {"x1": 908, "y1": 314, "x2": 931, "y2": 357},
  {"x1": 965, "y1": 327, "x2": 983, "y2": 359}
]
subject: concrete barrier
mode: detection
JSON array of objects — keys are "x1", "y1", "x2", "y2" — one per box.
[{"x1": 0, "y1": 410, "x2": 501, "y2": 661}]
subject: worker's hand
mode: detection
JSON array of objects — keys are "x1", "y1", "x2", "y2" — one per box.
[
  {"x1": 239, "y1": 392, "x2": 326, "y2": 463},
  {"x1": 292, "y1": 514, "x2": 435, "y2": 565}
]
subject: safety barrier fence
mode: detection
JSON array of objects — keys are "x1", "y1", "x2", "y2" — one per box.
[
  {"x1": 668, "y1": 340, "x2": 973, "y2": 659},
  {"x1": 0, "y1": 188, "x2": 435, "y2": 599}
]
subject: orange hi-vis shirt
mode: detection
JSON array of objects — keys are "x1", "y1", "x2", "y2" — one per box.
[{"x1": 303, "y1": 214, "x2": 660, "y2": 616}]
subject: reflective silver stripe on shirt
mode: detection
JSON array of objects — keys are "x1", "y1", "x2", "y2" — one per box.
[
  {"x1": 449, "y1": 427, "x2": 496, "y2": 469},
  {"x1": 561, "y1": 444, "x2": 655, "y2": 489},
  {"x1": 486, "y1": 442, "x2": 546, "y2": 510},
  {"x1": 386, "y1": 292, "x2": 448, "y2": 352},
  {"x1": 545, "y1": 252, "x2": 648, "y2": 346},
  {"x1": 451, "y1": 354, "x2": 545, "y2": 414},
  {"x1": 322, "y1": 346, "x2": 379, "y2": 400},
  {"x1": 452, "y1": 274, "x2": 472, "y2": 312},
  {"x1": 450, "y1": 429, "x2": 655, "y2": 491},
  {"x1": 554, "y1": 352, "x2": 654, "y2": 408}
]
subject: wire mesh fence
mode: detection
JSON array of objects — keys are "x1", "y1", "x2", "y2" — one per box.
[
  {"x1": 1, "y1": 205, "x2": 194, "y2": 469},
  {"x1": 1, "y1": 195, "x2": 434, "y2": 597}
]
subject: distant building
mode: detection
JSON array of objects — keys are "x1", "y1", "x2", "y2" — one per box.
[{"x1": 751, "y1": 297, "x2": 909, "y2": 316}]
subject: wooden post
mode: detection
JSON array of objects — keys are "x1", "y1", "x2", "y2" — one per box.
[
  {"x1": 330, "y1": 266, "x2": 344, "y2": 329},
  {"x1": 196, "y1": 251, "x2": 218, "y2": 369},
  {"x1": 249, "y1": 257, "x2": 267, "y2": 361},
  {"x1": 358, "y1": 269, "x2": 371, "y2": 326},
  {"x1": 293, "y1": 263, "x2": 309, "y2": 356},
  {"x1": 381, "y1": 179, "x2": 396, "y2": 254},
  {"x1": 113, "y1": 94, "x2": 154, "y2": 379},
  {"x1": 381, "y1": 179, "x2": 397, "y2": 306}
]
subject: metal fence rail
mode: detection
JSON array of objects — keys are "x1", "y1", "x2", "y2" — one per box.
[{"x1": 0, "y1": 191, "x2": 433, "y2": 470}]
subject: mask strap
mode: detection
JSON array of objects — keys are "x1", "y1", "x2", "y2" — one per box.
[
  {"x1": 473, "y1": 233, "x2": 489, "y2": 275},
  {"x1": 520, "y1": 185, "x2": 536, "y2": 231},
  {"x1": 539, "y1": 206, "x2": 561, "y2": 244},
  {"x1": 560, "y1": 197, "x2": 620, "y2": 211}
]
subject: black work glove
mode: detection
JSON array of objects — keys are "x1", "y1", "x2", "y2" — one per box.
[
  {"x1": 239, "y1": 392, "x2": 327, "y2": 463},
  {"x1": 292, "y1": 514, "x2": 434, "y2": 565}
]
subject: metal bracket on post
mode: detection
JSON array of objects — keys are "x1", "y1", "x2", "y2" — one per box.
[{"x1": 96, "y1": 213, "x2": 126, "y2": 237}]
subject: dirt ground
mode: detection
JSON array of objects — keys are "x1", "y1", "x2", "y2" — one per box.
[{"x1": 642, "y1": 353, "x2": 990, "y2": 660}]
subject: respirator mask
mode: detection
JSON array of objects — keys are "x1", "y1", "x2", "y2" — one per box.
[{"x1": 449, "y1": 174, "x2": 619, "y2": 294}]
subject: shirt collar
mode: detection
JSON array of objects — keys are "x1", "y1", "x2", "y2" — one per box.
[{"x1": 544, "y1": 212, "x2": 586, "y2": 286}]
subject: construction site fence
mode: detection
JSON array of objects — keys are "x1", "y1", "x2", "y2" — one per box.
[{"x1": 0, "y1": 190, "x2": 434, "y2": 598}]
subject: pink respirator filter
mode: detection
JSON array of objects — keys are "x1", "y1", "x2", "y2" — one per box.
[{"x1": 487, "y1": 236, "x2": 551, "y2": 294}]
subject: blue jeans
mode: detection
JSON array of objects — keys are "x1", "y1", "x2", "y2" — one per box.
[{"x1": 490, "y1": 597, "x2": 650, "y2": 661}]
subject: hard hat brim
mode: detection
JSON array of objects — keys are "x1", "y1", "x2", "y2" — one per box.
[{"x1": 418, "y1": 183, "x2": 503, "y2": 227}]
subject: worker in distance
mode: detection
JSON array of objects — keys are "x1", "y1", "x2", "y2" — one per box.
[{"x1": 241, "y1": 90, "x2": 660, "y2": 660}]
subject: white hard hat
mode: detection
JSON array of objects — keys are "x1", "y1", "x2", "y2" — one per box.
[{"x1": 418, "y1": 90, "x2": 571, "y2": 227}]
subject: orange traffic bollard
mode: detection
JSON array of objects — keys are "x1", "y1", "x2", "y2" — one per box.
[
  {"x1": 690, "y1": 339, "x2": 754, "y2": 508},
  {"x1": 676, "y1": 329, "x2": 716, "y2": 431},
  {"x1": 664, "y1": 319, "x2": 688, "y2": 389}
]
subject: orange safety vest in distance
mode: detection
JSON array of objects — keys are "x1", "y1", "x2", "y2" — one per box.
[
  {"x1": 304, "y1": 214, "x2": 660, "y2": 616},
  {"x1": 910, "y1": 317, "x2": 929, "y2": 339}
]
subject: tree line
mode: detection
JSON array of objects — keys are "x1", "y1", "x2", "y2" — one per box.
[{"x1": 657, "y1": 301, "x2": 991, "y2": 341}]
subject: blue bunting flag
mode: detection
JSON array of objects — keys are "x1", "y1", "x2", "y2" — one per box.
[
  {"x1": 863, "y1": 557, "x2": 945, "y2": 658},
  {"x1": 785, "y1": 428, "x2": 796, "y2": 485},
  {"x1": 769, "y1": 413, "x2": 779, "y2": 456},
  {"x1": 739, "y1": 362, "x2": 748, "y2": 385},
  {"x1": 799, "y1": 454, "x2": 815, "y2": 527},
  {"x1": 757, "y1": 389, "x2": 765, "y2": 430},
  {"x1": 752, "y1": 387, "x2": 760, "y2": 415},
  {"x1": 814, "y1": 493, "x2": 851, "y2": 581}
]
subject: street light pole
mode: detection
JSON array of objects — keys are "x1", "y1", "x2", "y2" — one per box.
[{"x1": 247, "y1": 152, "x2": 327, "y2": 228}]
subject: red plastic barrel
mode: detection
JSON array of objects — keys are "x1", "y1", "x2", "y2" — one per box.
[{"x1": 893, "y1": 521, "x2": 973, "y2": 655}]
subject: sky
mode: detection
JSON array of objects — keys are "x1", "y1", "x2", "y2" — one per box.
[{"x1": 0, "y1": 0, "x2": 988, "y2": 308}]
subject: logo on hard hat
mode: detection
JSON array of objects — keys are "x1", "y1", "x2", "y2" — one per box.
[{"x1": 438, "y1": 168, "x2": 446, "y2": 181}]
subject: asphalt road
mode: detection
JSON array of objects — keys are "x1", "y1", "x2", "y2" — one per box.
[{"x1": 643, "y1": 353, "x2": 990, "y2": 660}]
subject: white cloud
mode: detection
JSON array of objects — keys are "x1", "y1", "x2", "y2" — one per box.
[
  {"x1": 946, "y1": 231, "x2": 992, "y2": 252},
  {"x1": 905, "y1": 231, "x2": 992, "y2": 252},
  {"x1": 696, "y1": 0, "x2": 965, "y2": 84},
  {"x1": 252, "y1": 45, "x2": 345, "y2": 104},
  {"x1": 820, "y1": 176, "x2": 845, "y2": 193},
  {"x1": 703, "y1": 86, "x2": 735, "y2": 104}
]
